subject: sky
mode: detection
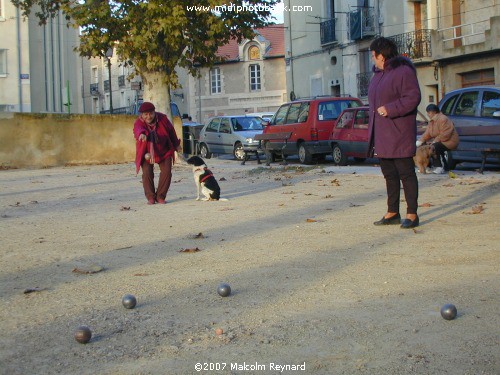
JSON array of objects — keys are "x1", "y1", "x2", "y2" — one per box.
[{"x1": 270, "y1": 1, "x2": 284, "y2": 23}]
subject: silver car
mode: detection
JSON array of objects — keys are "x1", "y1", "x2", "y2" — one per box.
[{"x1": 198, "y1": 116, "x2": 264, "y2": 160}]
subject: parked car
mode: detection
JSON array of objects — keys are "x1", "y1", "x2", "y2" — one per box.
[
  {"x1": 262, "y1": 96, "x2": 363, "y2": 164},
  {"x1": 198, "y1": 115, "x2": 264, "y2": 160},
  {"x1": 320, "y1": 106, "x2": 428, "y2": 166},
  {"x1": 321, "y1": 106, "x2": 371, "y2": 165},
  {"x1": 438, "y1": 85, "x2": 500, "y2": 168}
]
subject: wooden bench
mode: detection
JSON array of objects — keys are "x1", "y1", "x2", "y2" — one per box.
[{"x1": 254, "y1": 132, "x2": 293, "y2": 166}]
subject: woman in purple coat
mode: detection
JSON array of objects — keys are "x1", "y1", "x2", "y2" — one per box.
[{"x1": 367, "y1": 37, "x2": 422, "y2": 229}]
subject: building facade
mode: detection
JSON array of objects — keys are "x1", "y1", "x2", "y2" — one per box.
[
  {"x1": 81, "y1": 51, "x2": 142, "y2": 115},
  {"x1": 285, "y1": 0, "x2": 500, "y2": 112},
  {"x1": 0, "y1": 2, "x2": 82, "y2": 113},
  {"x1": 175, "y1": 25, "x2": 286, "y2": 123}
]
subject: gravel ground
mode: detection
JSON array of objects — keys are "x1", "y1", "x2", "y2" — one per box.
[{"x1": 0, "y1": 156, "x2": 499, "y2": 375}]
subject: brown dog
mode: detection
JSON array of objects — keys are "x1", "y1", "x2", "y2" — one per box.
[{"x1": 414, "y1": 144, "x2": 434, "y2": 174}]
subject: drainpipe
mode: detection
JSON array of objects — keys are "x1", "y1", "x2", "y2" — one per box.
[
  {"x1": 16, "y1": 8, "x2": 23, "y2": 112},
  {"x1": 287, "y1": 0, "x2": 295, "y2": 98}
]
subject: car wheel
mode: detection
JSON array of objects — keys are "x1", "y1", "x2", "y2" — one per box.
[
  {"x1": 199, "y1": 143, "x2": 212, "y2": 159},
  {"x1": 444, "y1": 150, "x2": 456, "y2": 169},
  {"x1": 298, "y1": 143, "x2": 313, "y2": 164},
  {"x1": 233, "y1": 142, "x2": 246, "y2": 161},
  {"x1": 332, "y1": 144, "x2": 347, "y2": 166}
]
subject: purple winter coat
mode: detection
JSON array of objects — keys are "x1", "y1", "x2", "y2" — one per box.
[{"x1": 367, "y1": 56, "x2": 421, "y2": 158}]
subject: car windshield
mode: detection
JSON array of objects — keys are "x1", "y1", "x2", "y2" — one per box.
[{"x1": 231, "y1": 117, "x2": 264, "y2": 131}]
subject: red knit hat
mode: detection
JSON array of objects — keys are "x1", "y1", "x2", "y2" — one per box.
[{"x1": 138, "y1": 102, "x2": 155, "y2": 113}]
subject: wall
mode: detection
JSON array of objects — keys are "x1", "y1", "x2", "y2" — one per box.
[{"x1": 0, "y1": 113, "x2": 137, "y2": 169}]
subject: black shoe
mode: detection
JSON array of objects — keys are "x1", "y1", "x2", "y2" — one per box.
[
  {"x1": 373, "y1": 213, "x2": 401, "y2": 226},
  {"x1": 400, "y1": 216, "x2": 419, "y2": 229}
]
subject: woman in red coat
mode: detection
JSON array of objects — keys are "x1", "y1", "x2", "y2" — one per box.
[
  {"x1": 133, "y1": 102, "x2": 182, "y2": 205},
  {"x1": 367, "y1": 37, "x2": 422, "y2": 228}
]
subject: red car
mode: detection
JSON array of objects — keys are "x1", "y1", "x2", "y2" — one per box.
[
  {"x1": 262, "y1": 96, "x2": 363, "y2": 164},
  {"x1": 322, "y1": 106, "x2": 370, "y2": 165}
]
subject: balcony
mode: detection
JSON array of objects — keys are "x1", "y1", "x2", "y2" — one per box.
[
  {"x1": 90, "y1": 83, "x2": 99, "y2": 96},
  {"x1": 356, "y1": 72, "x2": 373, "y2": 98},
  {"x1": 118, "y1": 75, "x2": 126, "y2": 88},
  {"x1": 320, "y1": 19, "x2": 336, "y2": 46},
  {"x1": 388, "y1": 29, "x2": 432, "y2": 60},
  {"x1": 349, "y1": 7, "x2": 375, "y2": 40}
]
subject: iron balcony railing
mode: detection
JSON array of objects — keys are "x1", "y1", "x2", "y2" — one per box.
[
  {"x1": 349, "y1": 7, "x2": 376, "y2": 40},
  {"x1": 356, "y1": 71, "x2": 373, "y2": 98},
  {"x1": 388, "y1": 29, "x2": 432, "y2": 59},
  {"x1": 320, "y1": 18, "x2": 336, "y2": 45}
]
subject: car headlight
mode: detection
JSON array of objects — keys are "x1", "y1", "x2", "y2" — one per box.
[{"x1": 245, "y1": 137, "x2": 254, "y2": 143}]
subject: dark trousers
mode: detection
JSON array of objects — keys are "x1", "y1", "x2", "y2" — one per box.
[
  {"x1": 141, "y1": 157, "x2": 173, "y2": 201},
  {"x1": 379, "y1": 157, "x2": 419, "y2": 215},
  {"x1": 432, "y1": 142, "x2": 449, "y2": 170}
]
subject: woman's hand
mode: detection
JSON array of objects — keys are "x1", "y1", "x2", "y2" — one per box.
[
  {"x1": 377, "y1": 106, "x2": 388, "y2": 117},
  {"x1": 139, "y1": 134, "x2": 147, "y2": 142}
]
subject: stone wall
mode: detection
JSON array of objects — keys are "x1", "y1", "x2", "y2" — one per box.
[{"x1": 0, "y1": 113, "x2": 137, "y2": 169}]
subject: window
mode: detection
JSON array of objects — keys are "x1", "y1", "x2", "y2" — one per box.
[
  {"x1": 219, "y1": 118, "x2": 231, "y2": 133},
  {"x1": 455, "y1": 92, "x2": 479, "y2": 117},
  {"x1": 206, "y1": 118, "x2": 220, "y2": 132},
  {"x1": 318, "y1": 100, "x2": 361, "y2": 121},
  {"x1": 0, "y1": 49, "x2": 7, "y2": 75},
  {"x1": 441, "y1": 94, "x2": 459, "y2": 115},
  {"x1": 273, "y1": 105, "x2": 289, "y2": 125},
  {"x1": 210, "y1": 67, "x2": 221, "y2": 94},
  {"x1": 285, "y1": 103, "x2": 302, "y2": 124},
  {"x1": 461, "y1": 69, "x2": 494, "y2": 87},
  {"x1": 481, "y1": 91, "x2": 500, "y2": 118},
  {"x1": 249, "y1": 46, "x2": 260, "y2": 60},
  {"x1": 249, "y1": 64, "x2": 261, "y2": 91},
  {"x1": 354, "y1": 110, "x2": 369, "y2": 129},
  {"x1": 336, "y1": 111, "x2": 354, "y2": 129}
]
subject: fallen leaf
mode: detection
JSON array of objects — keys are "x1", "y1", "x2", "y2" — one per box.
[
  {"x1": 306, "y1": 218, "x2": 317, "y2": 223},
  {"x1": 448, "y1": 171, "x2": 457, "y2": 179},
  {"x1": 23, "y1": 287, "x2": 47, "y2": 294},
  {"x1": 120, "y1": 206, "x2": 131, "y2": 211},
  {"x1": 72, "y1": 265, "x2": 105, "y2": 274},
  {"x1": 179, "y1": 247, "x2": 201, "y2": 253},
  {"x1": 331, "y1": 179, "x2": 340, "y2": 186},
  {"x1": 133, "y1": 273, "x2": 150, "y2": 277},
  {"x1": 419, "y1": 202, "x2": 433, "y2": 207},
  {"x1": 471, "y1": 205, "x2": 484, "y2": 214},
  {"x1": 219, "y1": 177, "x2": 227, "y2": 181}
]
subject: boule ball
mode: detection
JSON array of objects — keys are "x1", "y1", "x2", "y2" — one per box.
[
  {"x1": 145, "y1": 153, "x2": 151, "y2": 161},
  {"x1": 440, "y1": 303, "x2": 457, "y2": 320},
  {"x1": 74, "y1": 325, "x2": 92, "y2": 344},
  {"x1": 122, "y1": 294, "x2": 137, "y2": 309},
  {"x1": 217, "y1": 283, "x2": 231, "y2": 297}
]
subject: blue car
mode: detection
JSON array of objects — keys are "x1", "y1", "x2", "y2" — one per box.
[{"x1": 438, "y1": 86, "x2": 500, "y2": 168}]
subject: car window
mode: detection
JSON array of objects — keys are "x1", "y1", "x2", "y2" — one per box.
[
  {"x1": 285, "y1": 103, "x2": 302, "y2": 124},
  {"x1": 354, "y1": 110, "x2": 369, "y2": 129},
  {"x1": 455, "y1": 92, "x2": 479, "y2": 116},
  {"x1": 318, "y1": 100, "x2": 361, "y2": 121},
  {"x1": 219, "y1": 118, "x2": 231, "y2": 133},
  {"x1": 205, "y1": 118, "x2": 220, "y2": 132},
  {"x1": 232, "y1": 117, "x2": 264, "y2": 131},
  {"x1": 273, "y1": 105, "x2": 289, "y2": 125},
  {"x1": 481, "y1": 91, "x2": 500, "y2": 118},
  {"x1": 440, "y1": 94, "x2": 459, "y2": 115},
  {"x1": 297, "y1": 102, "x2": 310, "y2": 123},
  {"x1": 336, "y1": 111, "x2": 354, "y2": 129}
]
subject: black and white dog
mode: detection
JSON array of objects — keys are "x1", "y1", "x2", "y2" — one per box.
[{"x1": 186, "y1": 156, "x2": 223, "y2": 201}]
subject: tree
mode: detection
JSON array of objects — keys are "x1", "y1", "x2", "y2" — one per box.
[{"x1": 13, "y1": 0, "x2": 278, "y2": 118}]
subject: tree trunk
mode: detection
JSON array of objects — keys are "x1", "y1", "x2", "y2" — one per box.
[
  {"x1": 141, "y1": 71, "x2": 184, "y2": 154},
  {"x1": 141, "y1": 71, "x2": 172, "y2": 120}
]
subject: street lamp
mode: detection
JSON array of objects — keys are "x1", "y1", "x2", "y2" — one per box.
[{"x1": 105, "y1": 47, "x2": 113, "y2": 114}]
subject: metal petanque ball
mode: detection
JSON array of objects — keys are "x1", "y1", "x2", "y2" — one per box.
[
  {"x1": 145, "y1": 153, "x2": 151, "y2": 161},
  {"x1": 217, "y1": 283, "x2": 231, "y2": 297},
  {"x1": 122, "y1": 294, "x2": 137, "y2": 309},
  {"x1": 74, "y1": 325, "x2": 92, "y2": 344},
  {"x1": 440, "y1": 303, "x2": 458, "y2": 320}
]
